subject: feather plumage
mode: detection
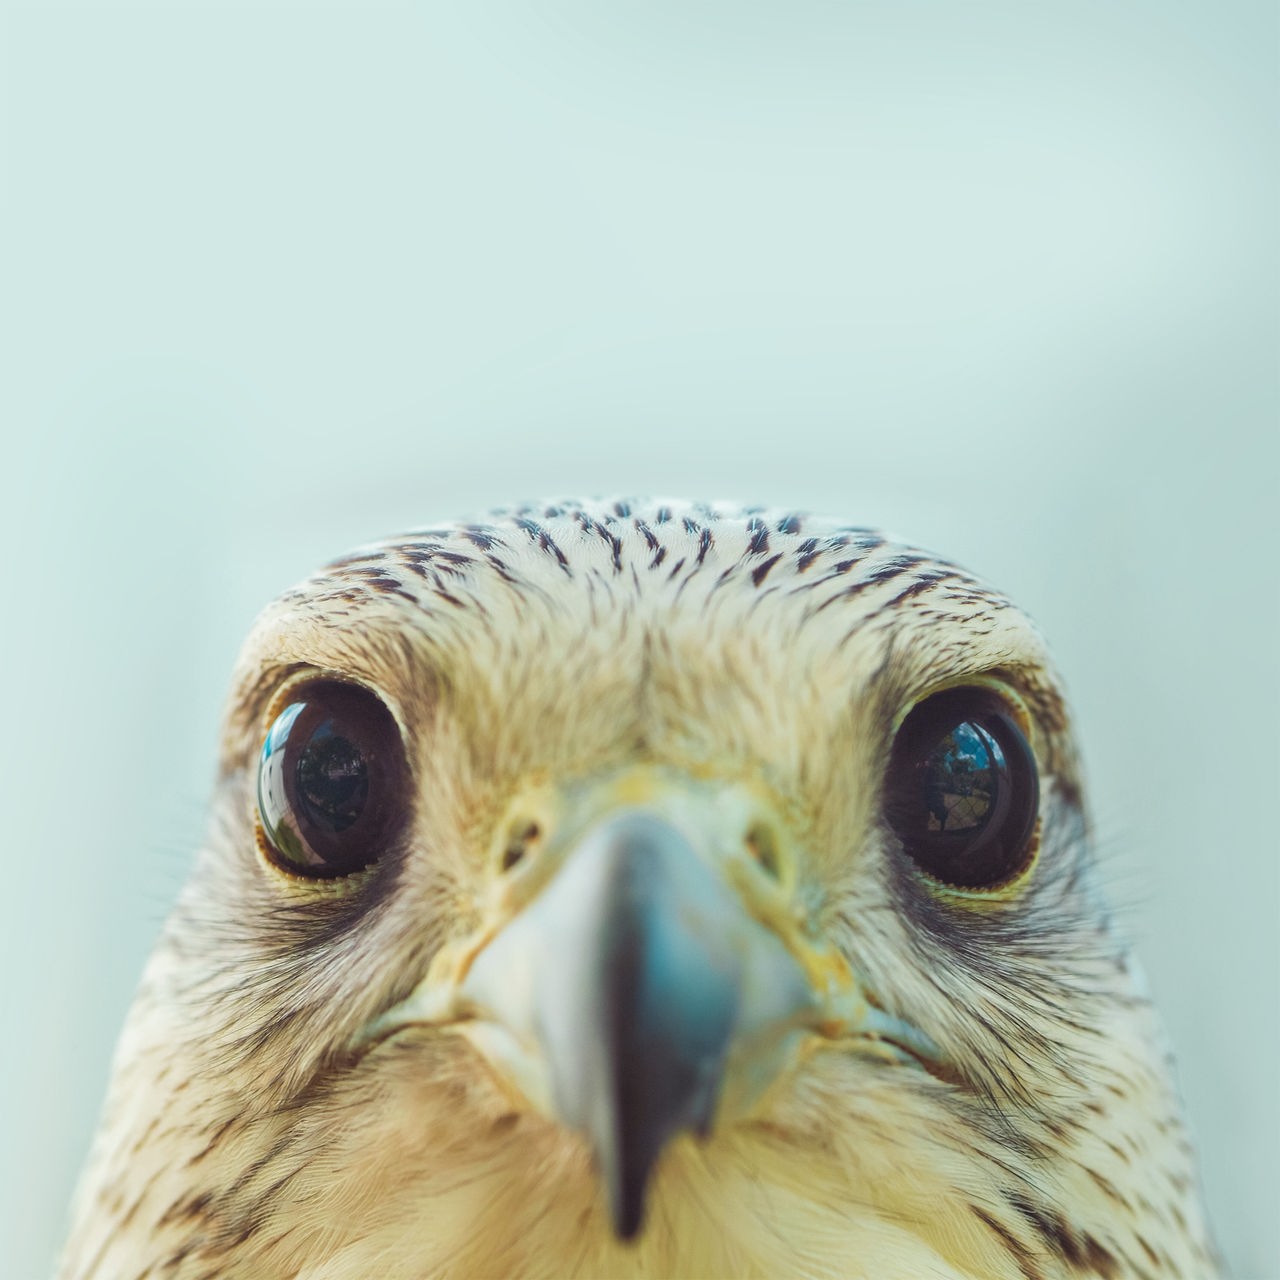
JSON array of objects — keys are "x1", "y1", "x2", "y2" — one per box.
[{"x1": 61, "y1": 499, "x2": 1216, "y2": 1279}]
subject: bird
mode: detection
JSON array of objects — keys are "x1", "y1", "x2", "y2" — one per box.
[{"x1": 61, "y1": 498, "x2": 1218, "y2": 1280}]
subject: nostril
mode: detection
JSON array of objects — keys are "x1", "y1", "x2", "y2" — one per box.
[
  {"x1": 745, "y1": 823, "x2": 781, "y2": 880},
  {"x1": 501, "y1": 821, "x2": 540, "y2": 872}
]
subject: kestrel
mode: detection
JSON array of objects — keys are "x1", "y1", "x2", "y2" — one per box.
[{"x1": 62, "y1": 499, "x2": 1217, "y2": 1279}]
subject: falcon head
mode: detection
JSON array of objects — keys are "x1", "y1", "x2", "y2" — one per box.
[{"x1": 63, "y1": 500, "x2": 1216, "y2": 1279}]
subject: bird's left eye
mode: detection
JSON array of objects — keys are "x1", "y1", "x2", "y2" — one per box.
[
  {"x1": 883, "y1": 686, "x2": 1039, "y2": 891},
  {"x1": 256, "y1": 680, "x2": 409, "y2": 878}
]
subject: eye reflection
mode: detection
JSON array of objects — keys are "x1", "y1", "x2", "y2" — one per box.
[{"x1": 923, "y1": 721, "x2": 1001, "y2": 834}]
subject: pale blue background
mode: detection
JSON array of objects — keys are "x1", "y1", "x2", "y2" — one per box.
[{"x1": 2, "y1": 3, "x2": 1275, "y2": 1276}]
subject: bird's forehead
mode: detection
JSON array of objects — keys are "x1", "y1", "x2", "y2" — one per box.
[{"x1": 222, "y1": 500, "x2": 1059, "y2": 779}]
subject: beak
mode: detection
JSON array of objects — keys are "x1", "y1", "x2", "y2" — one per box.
[
  {"x1": 461, "y1": 808, "x2": 812, "y2": 1237},
  {"x1": 355, "y1": 774, "x2": 940, "y2": 1239}
]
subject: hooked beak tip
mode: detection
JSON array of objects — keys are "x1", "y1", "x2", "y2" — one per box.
[{"x1": 592, "y1": 812, "x2": 745, "y2": 1238}]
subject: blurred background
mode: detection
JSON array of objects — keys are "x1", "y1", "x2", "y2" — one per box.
[{"x1": 2, "y1": 2, "x2": 1275, "y2": 1275}]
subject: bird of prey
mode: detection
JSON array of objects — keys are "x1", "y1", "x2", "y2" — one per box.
[{"x1": 62, "y1": 499, "x2": 1217, "y2": 1279}]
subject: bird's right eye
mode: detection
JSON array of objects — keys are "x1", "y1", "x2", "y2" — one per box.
[{"x1": 256, "y1": 680, "x2": 409, "y2": 878}]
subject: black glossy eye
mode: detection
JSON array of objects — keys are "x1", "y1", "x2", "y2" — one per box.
[
  {"x1": 884, "y1": 687, "x2": 1039, "y2": 890},
  {"x1": 257, "y1": 680, "x2": 408, "y2": 877}
]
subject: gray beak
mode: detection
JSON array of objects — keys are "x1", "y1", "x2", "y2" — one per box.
[{"x1": 459, "y1": 809, "x2": 815, "y2": 1238}]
